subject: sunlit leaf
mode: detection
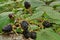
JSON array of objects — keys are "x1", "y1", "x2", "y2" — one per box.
[
  {"x1": 25, "y1": 11, "x2": 44, "y2": 21},
  {"x1": 50, "y1": 1, "x2": 60, "y2": 7},
  {"x1": 29, "y1": 25, "x2": 39, "y2": 31},
  {"x1": 0, "y1": 1, "x2": 14, "y2": 7},
  {"x1": 23, "y1": 0, "x2": 45, "y2": 8},
  {"x1": 36, "y1": 28, "x2": 60, "y2": 40},
  {"x1": 36, "y1": 6, "x2": 60, "y2": 20}
]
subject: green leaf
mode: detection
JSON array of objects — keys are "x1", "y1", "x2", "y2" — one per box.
[
  {"x1": 46, "y1": 9, "x2": 60, "y2": 20},
  {"x1": 0, "y1": 1, "x2": 14, "y2": 7},
  {"x1": 49, "y1": 1, "x2": 60, "y2": 7},
  {"x1": 0, "y1": 12, "x2": 13, "y2": 33},
  {"x1": 56, "y1": 28, "x2": 60, "y2": 33},
  {"x1": 29, "y1": 25, "x2": 39, "y2": 31},
  {"x1": 16, "y1": 28, "x2": 23, "y2": 33},
  {"x1": 49, "y1": 19, "x2": 60, "y2": 24},
  {"x1": 40, "y1": 0, "x2": 52, "y2": 2},
  {"x1": 0, "y1": 0, "x2": 7, "y2": 2},
  {"x1": 25, "y1": 11, "x2": 44, "y2": 21},
  {"x1": 24, "y1": 0, "x2": 45, "y2": 8},
  {"x1": 29, "y1": 20, "x2": 40, "y2": 25},
  {"x1": 55, "y1": 6, "x2": 60, "y2": 12},
  {"x1": 36, "y1": 6, "x2": 53, "y2": 12},
  {"x1": 21, "y1": 14, "x2": 30, "y2": 19},
  {"x1": 36, "y1": 6, "x2": 60, "y2": 20},
  {"x1": 36, "y1": 28, "x2": 60, "y2": 40}
]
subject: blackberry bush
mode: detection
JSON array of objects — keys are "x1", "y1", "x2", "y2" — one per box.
[{"x1": 0, "y1": 0, "x2": 60, "y2": 40}]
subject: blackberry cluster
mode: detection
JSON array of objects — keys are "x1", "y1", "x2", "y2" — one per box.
[
  {"x1": 21, "y1": 21, "x2": 36, "y2": 39},
  {"x1": 21, "y1": 21, "x2": 30, "y2": 39},
  {"x1": 22, "y1": 30, "x2": 36, "y2": 39},
  {"x1": 5, "y1": 13, "x2": 37, "y2": 39}
]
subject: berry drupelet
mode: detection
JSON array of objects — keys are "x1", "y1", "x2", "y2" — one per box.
[{"x1": 24, "y1": 1, "x2": 31, "y2": 9}]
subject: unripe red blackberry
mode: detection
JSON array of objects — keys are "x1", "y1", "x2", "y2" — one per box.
[
  {"x1": 22, "y1": 30, "x2": 30, "y2": 39},
  {"x1": 20, "y1": 21, "x2": 29, "y2": 30},
  {"x1": 42, "y1": 21, "x2": 52, "y2": 28},
  {"x1": 30, "y1": 32, "x2": 36, "y2": 39},
  {"x1": 2, "y1": 24, "x2": 12, "y2": 33},
  {"x1": 24, "y1": 1, "x2": 31, "y2": 9},
  {"x1": 8, "y1": 14, "x2": 14, "y2": 19}
]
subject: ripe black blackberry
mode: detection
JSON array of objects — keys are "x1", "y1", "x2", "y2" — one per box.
[
  {"x1": 8, "y1": 14, "x2": 14, "y2": 19},
  {"x1": 24, "y1": 1, "x2": 31, "y2": 9},
  {"x1": 42, "y1": 21, "x2": 52, "y2": 28},
  {"x1": 2, "y1": 24, "x2": 12, "y2": 33},
  {"x1": 20, "y1": 21, "x2": 29, "y2": 30},
  {"x1": 30, "y1": 32, "x2": 36, "y2": 39},
  {"x1": 22, "y1": 30, "x2": 30, "y2": 39}
]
